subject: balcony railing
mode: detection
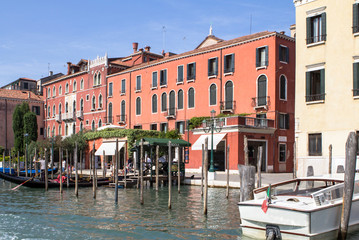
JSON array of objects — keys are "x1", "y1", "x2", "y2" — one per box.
[
  {"x1": 116, "y1": 114, "x2": 126, "y2": 124},
  {"x1": 306, "y1": 34, "x2": 326, "y2": 44},
  {"x1": 164, "y1": 107, "x2": 176, "y2": 119},
  {"x1": 55, "y1": 114, "x2": 62, "y2": 122},
  {"x1": 251, "y1": 96, "x2": 270, "y2": 109},
  {"x1": 104, "y1": 116, "x2": 114, "y2": 124},
  {"x1": 238, "y1": 116, "x2": 274, "y2": 128},
  {"x1": 220, "y1": 100, "x2": 236, "y2": 113},
  {"x1": 305, "y1": 94, "x2": 325, "y2": 102},
  {"x1": 76, "y1": 110, "x2": 84, "y2": 119},
  {"x1": 61, "y1": 112, "x2": 75, "y2": 122}
]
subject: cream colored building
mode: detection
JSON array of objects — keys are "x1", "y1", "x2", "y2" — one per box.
[{"x1": 294, "y1": 0, "x2": 359, "y2": 177}]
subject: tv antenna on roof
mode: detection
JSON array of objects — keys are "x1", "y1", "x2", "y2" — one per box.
[{"x1": 162, "y1": 26, "x2": 166, "y2": 52}]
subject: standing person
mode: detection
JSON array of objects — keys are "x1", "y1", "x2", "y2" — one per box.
[{"x1": 39, "y1": 158, "x2": 46, "y2": 180}]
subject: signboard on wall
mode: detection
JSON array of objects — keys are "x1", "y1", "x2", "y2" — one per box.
[{"x1": 278, "y1": 136, "x2": 287, "y2": 142}]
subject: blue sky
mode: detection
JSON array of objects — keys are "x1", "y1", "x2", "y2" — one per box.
[{"x1": 0, "y1": 0, "x2": 295, "y2": 86}]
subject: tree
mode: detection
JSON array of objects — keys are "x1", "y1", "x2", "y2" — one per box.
[
  {"x1": 13, "y1": 102, "x2": 30, "y2": 154},
  {"x1": 24, "y1": 111, "x2": 38, "y2": 144}
]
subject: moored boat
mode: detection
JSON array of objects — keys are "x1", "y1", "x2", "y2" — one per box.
[{"x1": 238, "y1": 174, "x2": 359, "y2": 240}]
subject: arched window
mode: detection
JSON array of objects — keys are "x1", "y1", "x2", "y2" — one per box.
[
  {"x1": 108, "y1": 103, "x2": 113, "y2": 123},
  {"x1": 80, "y1": 122, "x2": 83, "y2": 131},
  {"x1": 52, "y1": 105, "x2": 56, "y2": 116},
  {"x1": 280, "y1": 75, "x2": 287, "y2": 100},
  {"x1": 72, "y1": 123, "x2": 76, "y2": 134},
  {"x1": 169, "y1": 91, "x2": 175, "y2": 115},
  {"x1": 136, "y1": 97, "x2": 141, "y2": 115},
  {"x1": 91, "y1": 120, "x2": 95, "y2": 131},
  {"x1": 53, "y1": 86, "x2": 56, "y2": 97},
  {"x1": 73, "y1": 100, "x2": 76, "y2": 112},
  {"x1": 52, "y1": 126, "x2": 55, "y2": 136},
  {"x1": 65, "y1": 124, "x2": 69, "y2": 135},
  {"x1": 121, "y1": 100, "x2": 126, "y2": 122},
  {"x1": 257, "y1": 75, "x2": 267, "y2": 106},
  {"x1": 47, "y1": 106, "x2": 50, "y2": 117},
  {"x1": 48, "y1": 88, "x2": 51, "y2": 98},
  {"x1": 224, "y1": 81, "x2": 233, "y2": 110},
  {"x1": 99, "y1": 94, "x2": 103, "y2": 109},
  {"x1": 93, "y1": 73, "x2": 97, "y2": 86},
  {"x1": 73, "y1": 80, "x2": 77, "y2": 92},
  {"x1": 152, "y1": 94, "x2": 157, "y2": 113},
  {"x1": 65, "y1": 83, "x2": 69, "y2": 93},
  {"x1": 177, "y1": 89, "x2": 183, "y2": 110},
  {"x1": 65, "y1": 102, "x2": 68, "y2": 113},
  {"x1": 59, "y1": 103, "x2": 62, "y2": 114},
  {"x1": 188, "y1": 88, "x2": 195, "y2": 108},
  {"x1": 161, "y1": 92, "x2": 167, "y2": 112},
  {"x1": 59, "y1": 85, "x2": 62, "y2": 95},
  {"x1": 92, "y1": 95, "x2": 96, "y2": 110},
  {"x1": 98, "y1": 119, "x2": 102, "y2": 128},
  {"x1": 98, "y1": 72, "x2": 101, "y2": 85},
  {"x1": 80, "y1": 98, "x2": 84, "y2": 111},
  {"x1": 80, "y1": 78, "x2": 84, "y2": 89},
  {"x1": 209, "y1": 84, "x2": 217, "y2": 106},
  {"x1": 58, "y1": 125, "x2": 62, "y2": 136}
]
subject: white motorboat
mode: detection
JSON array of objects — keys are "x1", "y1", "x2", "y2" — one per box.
[{"x1": 238, "y1": 174, "x2": 359, "y2": 240}]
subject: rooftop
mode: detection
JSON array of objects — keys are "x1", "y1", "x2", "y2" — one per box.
[{"x1": 0, "y1": 89, "x2": 43, "y2": 101}]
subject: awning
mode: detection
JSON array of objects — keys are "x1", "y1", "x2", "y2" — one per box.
[
  {"x1": 95, "y1": 141, "x2": 125, "y2": 156},
  {"x1": 135, "y1": 138, "x2": 191, "y2": 147},
  {"x1": 191, "y1": 134, "x2": 226, "y2": 150}
]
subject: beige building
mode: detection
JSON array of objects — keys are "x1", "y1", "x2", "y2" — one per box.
[{"x1": 294, "y1": 0, "x2": 359, "y2": 176}]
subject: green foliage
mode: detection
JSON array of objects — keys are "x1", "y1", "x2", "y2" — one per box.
[
  {"x1": 216, "y1": 112, "x2": 251, "y2": 118},
  {"x1": 1, "y1": 156, "x2": 25, "y2": 163},
  {"x1": 24, "y1": 111, "x2": 38, "y2": 144},
  {"x1": 0, "y1": 146, "x2": 4, "y2": 155},
  {"x1": 188, "y1": 116, "x2": 210, "y2": 130},
  {"x1": 12, "y1": 102, "x2": 30, "y2": 154}
]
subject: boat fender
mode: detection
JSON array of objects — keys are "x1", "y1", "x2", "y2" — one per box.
[{"x1": 266, "y1": 224, "x2": 281, "y2": 240}]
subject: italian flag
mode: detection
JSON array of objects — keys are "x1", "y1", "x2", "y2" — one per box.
[{"x1": 261, "y1": 187, "x2": 270, "y2": 213}]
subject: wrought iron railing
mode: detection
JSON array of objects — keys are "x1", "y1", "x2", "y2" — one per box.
[
  {"x1": 104, "y1": 116, "x2": 114, "y2": 124},
  {"x1": 305, "y1": 94, "x2": 325, "y2": 102},
  {"x1": 116, "y1": 114, "x2": 126, "y2": 123},
  {"x1": 251, "y1": 96, "x2": 270, "y2": 108},
  {"x1": 220, "y1": 100, "x2": 236, "y2": 111},
  {"x1": 306, "y1": 34, "x2": 326, "y2": 44},
  {"x1": 238, "y1": 116, "x2": 274, "y2": 128}
]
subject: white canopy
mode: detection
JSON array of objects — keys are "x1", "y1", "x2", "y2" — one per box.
[
  {"x1": 95, "y1": 141, "x2": 125, "y2": 156},
  {"x1": 191, "y1": 134, "x2": 226, "y2": 151},
  {"x1": 97, "y1": 124, "x2": 123, "y2": 131}
]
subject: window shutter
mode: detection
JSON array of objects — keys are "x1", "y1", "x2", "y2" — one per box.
[
  {"x1": 285, "y1": 114, "x2": 290, "y2": 130},
  {"x1": 256, "y1": 48, "x2": 260, "y2": 67},
  {"x1": 321, "y1": 13, "x2": 327, "y2": 40},
  {"x1": 215, "y1": 57, "x2": 218, "y2": 75},
  {"x1": 306, "y1": 17, "x2": 312, "y2": 44},
  {"x1": 320, "y1": 69, "x2": 325, "y2": 98},
  {"x1": 306, "y1": 72, "x2": 311, "y2": 100},
  {"x1": 354, "y1": 63, "x2": 359, "y2": 94},
  {"x1": 286, "y1": 47, "x2": 289, "y2": 63},
  {"x1": 187, "y1": 64, "x2": 190, "y2": 80},
  {"x1": 193, "y1": 63, "x2": 196, "y2": 80},
  {"x1": 265, "y1": 46, "x2": 269, "y2": 66},
  {"x1": 278, "y1": 46, "x2": 282, "y2": 62},
  {"x1": 231, "y1": 54, "x2": 235, "y2": 72},
  {"x1": 207, "y1": 59, "x2": 210, "y2": 76},
  {"x1": 164, "y1": 69, "x2": 167, "y2": 84},
  {"x1": 354, "y1": 4, "x2": 359, "y2": 33}
]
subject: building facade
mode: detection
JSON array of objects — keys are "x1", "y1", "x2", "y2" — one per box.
[
  {"x1": 1, "y1": 78, "x2": 38, "y2": 93},
  {"x1": 0, "y1": 89, "x2": 44, "y2": 151},
  {"x1": 294, "y1": 0, "x2": 359, "y2": 176},
  {"x1": 107, "y1": 31, "x2": 295, "y2": 173}
]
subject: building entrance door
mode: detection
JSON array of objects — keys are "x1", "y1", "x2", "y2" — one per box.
[{"x1": 248, "y1": 141, "x2": 267, "y2": 172}]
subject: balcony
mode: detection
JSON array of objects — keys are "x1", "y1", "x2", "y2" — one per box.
[
  {"x1": 238, "y1": 116, "x2": 274, "y2": 128},
  {"x1": 104, "y1": 116, "x2": 114, "y2": 125},
  {"x1": 61, "y1": 112, "x2": 76, "y2": 122},
  {"x1": 116, "y1": 114, "x2": 126, "y2": 124},
  {"x1": 220, "y1": 100, "x2": 236, "y2": 113},
  {"x1": 55, "y1": 114, "x2": 62, "y2": 122},
  {"x1": 76, "y1": 110, "x2": 84, "y2": 119},
  {"x1": 164, "y1": 107, "x2": 176, "y2": 119},
  {"x1": 251, "y1": 96, "x2": 270, "y2": 110}
]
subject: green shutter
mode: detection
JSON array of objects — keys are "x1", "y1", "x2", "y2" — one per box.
[
  {"x1": 164, "y1": 69, "x2": 167, "y2": 84},
  {"x1": 207, "y1": 59, "x2": 211, "y2": 76},
  {"x1": 286, "y1": 47, "x2": 289, "y2": 63},
  {"x1": 354, "y1": 63, "x2": 359, "y2": 95},
  {"x1": 354, "y1": 4, "x2": 359, "y2": 33},
  {"x1": 187, "y1": 64, "x2": 190, "y2": 80},
  {"x1": 320, "y1": 69, "x2": 325, "y2": 99},
  {"x1": 231, "y1": 54, "x2": 235, "y2": 72},
  {"x1": 256, "y1": 48, "x2": 260, "y2": 67},
  {"x1": 321, "y1": 13, "x2": 327, "y2": 41},
  {"x1": 306, "y1": 72, "x2": 311, "y2": 101},
  {"x1": 215, "y1": 57, "x2": 218, "y2": 75},
  {"x1": 193, "y1": 62, "x2": 196, "y2": 80},
  {"x1": 265, "y1": 46, "x2": 269, "y2": 66},
  {"x1": 306, "y1": 17, "x2": 312, "y2": 44},
  {"x1": 285, "y1": 114, "x2": 290, "y2": 130}
]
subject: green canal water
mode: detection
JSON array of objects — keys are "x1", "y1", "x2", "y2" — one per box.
[{"x1": 0, "y1": 180, "x2": 242, "y2": 240}]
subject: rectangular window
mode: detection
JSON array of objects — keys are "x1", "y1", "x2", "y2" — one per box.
[
  {"x1": 187, "y1": 62, "x2": 196, "y2": 81},
  {"x1": 109, "y1": 82, "x2": 113, "y2": 97},
  {"x1": 32, "y1": 106, "x2": 40, "y2": 115},
  {"x1": 23, "y1": 82, "x2": 29, "y2": 89},
  {"x1": 150, "y1": 124, "x2": 157, "y2": 131},
  {"x1": 134, "y1": 125, "x2": 142, "y2": 129},
  {"x1": 121, "y1": 79, "x2": 126, "y2": 94},
  {"x1": 309, "y1": 133, "x2": 322, "y2": 156},
  {"x1": 208, "y1": 57, "x2": 218, "y2": 76},
  {"x1": 353, "y1": 63, "x2": 359, "y2": 96},
  {"x1": 152, "y1": 72, "x2": 158, "y2": 88},
  {"x1": 136, "y1": 75, "x2": 141, "y2": 91},
  {"x1": 279, "y1": 113, "x2": 290, "y2": 130},
  {"x1": 40, "y1": 128, "x2": 44, "y2": 136},
  {"x1": 256, "y1": 46, "x2": 268, "y2": 68},
  {"x1": 177, "y1": 65, "x2": 184, "y2": 83},
  {"x1": 224, "y1": 54, "x2": 235, "y2": 73},
  {"x1": 279, "y1": 45, "x2": 289, "y2": 63},
  {"x1": 354, "y1": 4, "x2": 359, "y2": 33},
  {"x1": 86, "y1": 94, "x2": 90, "y2": 101},
  {"x1": 176, "y1": 121, "x2": 185, "y2": 134},
  {"x1": 279, "y1": 144, "x2": 286, "y2": 162},
  {"x1": 306, "y1": 69, "x2": 325, "y2": 102},
  {"x1": 160, "y1": 123, "x2": 168, "y2": 132},
  {"x1": 160, "y1": 69, "x2": 167, "y2": 86},
  {"x1": 306, "y1": 13, "x2": 326, "y2": 44}
]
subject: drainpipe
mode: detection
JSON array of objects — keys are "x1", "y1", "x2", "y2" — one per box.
[{"x1": 5, "y1": 99, "x2": 7, "y2": 151}]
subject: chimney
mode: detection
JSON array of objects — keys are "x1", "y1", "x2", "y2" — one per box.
[
  {"x1": 49, "y1": 71, "x2": 53, "y2": 76},
  {"x1": 280, "y1": 31, "x2": 285, "y2": 35},
  {"x1": 139, "y1": 48, "x2": 143, "y2": 52},
  {"x1": 161, "y1": 50, "x2": 165, "y2": 56},
  {"x1": 144, "y1": 46, "x2": 151, "y2": 52},
  {"x1": 67, "y1": 62, "x2": 72, "y2": 75},
  {"x1": 132, "y1": 42, "x2": 138, "y2": 53}
]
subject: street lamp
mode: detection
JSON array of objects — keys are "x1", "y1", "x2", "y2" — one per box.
[{"x1": 202, "y1": 110, "x2": 224, "y2": 172}]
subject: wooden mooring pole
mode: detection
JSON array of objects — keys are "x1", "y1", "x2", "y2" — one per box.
[
  {"x1": 25, "y1": 150, "x2": 28, "y2": 177},
  {"x1": 34, "y1": 148, "x2": 38, "y2": 178},
  {"x1": 59, "y1": 147, "x2": 63, "y2": 194},
  {"x1": 2, "y1": 151, "x2": 4, "y2": 173},
  {"x1": 257, "y1": 146, "x2": 263, "y2": 188},
  {"x1": 17, "y1": 152, "x2": 20, "y2": 177},
  {"x1": 201, "y1": 144, "x2": 204, "y2": 196},
  {"x1": 168, "y1": 141, "x2": 172, "y2": 209},
  {"x1": 103, "y1": 150, "x2": 106, "y2": 178},
  {"x1": 74, "y1": 143, "x2": 78, "y2": 197},
  {"x1": 338, "y1": 132, "x2": 358, "y2": 240},
  {"x1": 140, "y1": 139, "x2": 144, "y2": 205},
  {"x1": 66, "y1": 150, "x2": 69, "y2": 188},
  {"x1": 92, "y1": 142, "x2": 96, "y2": 199},
  {"x1": 244, "y1": 135, "x2": 249, "y2": 166},
  {"x1": 239, "y1": 164, "x2": 256, "y2": 202},
  {"x1": 203, "y1": 137, "x2": 208, "y2": 215},
  {"x1": 9, "y1": 152, "x2": 12, "y2": 175},
  {"x1": 155, "y1": 145, "x2": 159, "y2": 191},
  {"x1": 177, "y1": 147, "x2": 181, "y2": 194},
  {"x1": 123, "y1": 143, "x2": 127, "y2": 188},
  {"x1": 45, "y1": 148, "x2": 48, "y2": 191},
  {"x1": 80, "y1": 151, "x2": 83, "y2": 176},
  {"x1": 226, "y1": 145, "x2": 230, "y2": 198},
  {"x1": 114, "y1": 139, "x2": 119, "y2": 204},
  {"x1": 51, "y1": 147, "x2": 54, "y2": 179}
]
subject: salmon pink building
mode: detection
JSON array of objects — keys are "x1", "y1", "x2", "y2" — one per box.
[{"x1": 107, "y1": 31, "x2": 295, "y2": 173}]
